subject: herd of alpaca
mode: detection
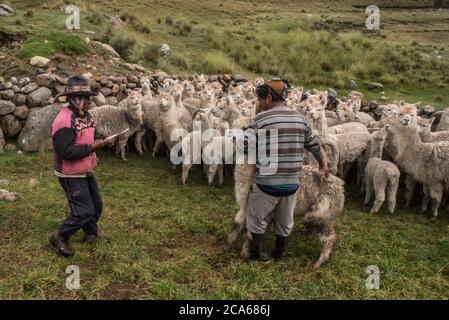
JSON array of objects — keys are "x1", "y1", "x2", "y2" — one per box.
[{"x1": 81, "y1": 76, "x2": 449, "y2": 268}]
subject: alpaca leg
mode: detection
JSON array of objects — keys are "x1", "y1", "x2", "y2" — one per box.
[
  {"x1": 152, "y1": 130, "x2": 163, "y2": 157},
  {"x1": 240, "y1": 231, "x2": 253, "y2": 259},
  {"x1": 429, "y1": 183, "x2": 443, "y2": 218},
  {"x1": 387, "y1": 175, "x2": 399, "y2": 214},
  {"x1": 218, "y1": 164, "x2": 224, "y2": 186},
  {"x1": 182, "y1": 163, "x2": 192, "y2": 185},
  {"x1": 302, "y1": 198, "x2": 336, "y2": 268},
  {"x1": 364, "y1": 178, "x2": 373, "y2": 206},
  {"x1": 227, "y1": 209, "x2": 246, "y2": 248},
  {"x1": 134, "y1": 128, "x2": 145, "y2": 156},
  {"x1": 119, "y1": 137, "x2": 128, "y2": 161},
  {"x1": 207, "y1": 164, "x2": 218, "y2": 186},
  {"x1": 404, "y1": 175, "x2": 416, "y2": 207},
  {"x1": 420, "y1": 185, "x2": 430, "y2": 212},
  {"x1": 371, "y1": 178, "x2": 386, "y2": 214}
]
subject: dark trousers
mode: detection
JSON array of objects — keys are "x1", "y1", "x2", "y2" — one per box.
[{"x1": 58, "y1": 175, "x2": 103, "y2": 239}]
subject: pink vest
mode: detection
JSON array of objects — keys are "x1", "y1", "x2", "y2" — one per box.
[{"x1": 51, "y1": 106, "x2": 97, "y2": 175}]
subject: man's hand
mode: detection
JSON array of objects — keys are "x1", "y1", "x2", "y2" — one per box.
[
  {"x1": 319, "y1": 161, "x2": 330, "y2": 178},
  {"x1": 91, "y1": 139, "x2": 108, "y2": 151}
]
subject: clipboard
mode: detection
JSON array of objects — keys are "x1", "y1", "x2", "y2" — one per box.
[{"x1": 105, "y1": 128, "x2": 129, "y2": 141}]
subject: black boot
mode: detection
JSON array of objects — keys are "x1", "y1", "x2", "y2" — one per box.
[
  {"x1": 83, "y1": 233, "x2": 111, "y2": 244},
  {"x1": 250, "y1": 232, "x2": 270, "y2": 262},
  {"x1": 272, "y1": 235, "x2": 288, "y2": 260},
  {"x1": 50, "y1": 231, "x2": 74, "y2": 258}
]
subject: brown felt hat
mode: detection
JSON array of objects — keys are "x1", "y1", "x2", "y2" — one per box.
[
  {"x1": 266, "y1": 78, "x2": 288, "y2": 100},
  {"x1": 55, "y1": 75, "x2": 99, "y2": 100}
]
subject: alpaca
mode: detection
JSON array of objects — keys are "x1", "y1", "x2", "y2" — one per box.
[
  {"x1": 418, "y1": 118, "x2": 449, "y2": 142},
  {"x1": 364, "y1": 130, "x2": 400, "y2": 214},
  {"x1": 386, "y1": 104, "x2": 449, "y2": 217},
  {"x1": 90, "y1": 91, "x2": 143, "y2": 161},
  {"x1": 227, "y1": 165, "x2": 345, "y2": 269}
]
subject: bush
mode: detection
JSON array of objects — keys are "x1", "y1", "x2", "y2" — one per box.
[
  {"x1": 203, "y1": 51, "x2": 235, "y2": 74},
  {"x1": 16, "y1": 32, "x2": 88, "y2": 59},
  {"x1": 109, "y1": 31, "x2": 136, "y2": 60},
  {"x1": 165, "y1": 16, "x2": 173, "y2": 26},
  {"x1": 170, "y1": 54, "x2": 188, "y2": 69},
  {"x1": 85, "y1": 10, "x2": 105, "y2": 26},
  {"x1": 142, "y1": 44, "x2": 161, "y2": 63}
]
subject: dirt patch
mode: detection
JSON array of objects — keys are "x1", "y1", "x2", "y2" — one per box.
[{"x1": 98, "y1": 282, "x2": 148, "y2": 300}]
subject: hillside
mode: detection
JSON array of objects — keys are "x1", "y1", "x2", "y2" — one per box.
[{"x1": 1, "y1": 1, "x2": 449, "y2": 107}]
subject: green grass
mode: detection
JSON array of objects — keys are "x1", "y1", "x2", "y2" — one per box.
[
  {"x1": 0, "y1": 150, "x2": 448, "y2": 299},
  {"x1": 16, "y1": 32, "x2": 89, "y2": 59}
]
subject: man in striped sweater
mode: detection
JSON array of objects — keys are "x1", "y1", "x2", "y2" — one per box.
[{"x1": 241, "y1": 79, "x2": 329, "y2": 262}]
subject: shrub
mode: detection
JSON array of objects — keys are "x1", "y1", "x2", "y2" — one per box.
[
  {"x1": 170, "y1": 54, "x2": 188, "y2": 69},
  {"x1": 85, "y1": 10, "x2": 105, "y2": 26},
  {"x1": 165, "y1": 16, "x2": 173, "y2": 26},
  {"x1": 109, "y1": 31, "x2": 136, "y2": 60},
  {"x1": 143, "y1": 44, "x2": 161, "y2": 63},
  {"x1": 203, "y1": 51, "x2": 235, "y2": 74},
  {"x1": 24, "y1": 10, "x2": 34, "y2": 18}
]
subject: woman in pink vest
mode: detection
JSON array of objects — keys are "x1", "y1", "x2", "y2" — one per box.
[{"x1": 50, "y1": 75, "x2": 111, "y2": 257}]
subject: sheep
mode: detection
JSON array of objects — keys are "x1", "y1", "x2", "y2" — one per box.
[
  {"x1": 364, "y1": 130, "x2": 400, "y2": 214},
  {"x1": 227, "y1": 165, "x2": 345, "y2": 269},
  {"x1": 90, "y1": 90, "x2": 143, "y2": 161},
  {"x1": 385, "y1": 103, "x2": 449, "y2": 218}
]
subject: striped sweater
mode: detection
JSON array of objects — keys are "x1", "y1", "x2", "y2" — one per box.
[{"x1": 238, "y1": 105, "x2": 324, "y2": 187}]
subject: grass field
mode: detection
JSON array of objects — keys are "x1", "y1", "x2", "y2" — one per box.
[{"x1": 0, "y1": 150, "x2": 448, "y2": 299}]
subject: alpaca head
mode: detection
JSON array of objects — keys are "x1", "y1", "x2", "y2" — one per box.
[
  {"x1": 162, "y1": 78, "x2": 176, "y2": 92},
  {"x1": 397, "y1": 102, "x2": 418, "y2": 127},
  {"x1": 200, "y1": 88, "x2": 215, "y2": 103},
  {"x1": 159, "y1": 91, "x2": 173, "y2": 112},
  {"x1": 348, "y1": 91, "x2": 363, "y2": 113},
  {"x1": 213, "y1": 95, "x2": 234, "y2": 119},
  {"x1": 417, "y1": 117, "x2": 434, "y2": 134},
  {"x1": 287, "y1": 87, "x2": 303, "y2": 108},
  {"x1": 125, "y1": 90, "x2": 143, "y2": 124},
  {"x1": 336, "y1": 98, "x2": 356, "y2": 121},
  {"x1": 171, "y1": 84, "x2": 184, "y2": 102},
  {"x1": 379, "y1": 104, "x2": 398, "y2": 118},
  {"x1": 140, "y1": 76, "x2": 151, "y2": 96},
  {"x1": 305, "y1": 92, "x2": 327, "y2": 121},
  {"x1": 254, "y1": 77, "x2": 264, "y2": 87},
  {"x1": 209, "y1": 81, "x2": 224, "y2": 97}
]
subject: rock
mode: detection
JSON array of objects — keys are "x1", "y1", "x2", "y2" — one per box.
[
  {"x1": 0, "y1": 76, "x2": 3, "y2": 84},
  {"x1": 234, "y1": 74, "x2": 245, "y2": 83},
  {"x1": 54, "y1": 75, "x2": 68, "y2": 85},
  {"x1": 12, "y1": 85, "x2": 20, "y2": 93},
  {"x1": 0, "y1": 126, "x2": 4, "y2": 154},
  {"x1": 100, "y1": 87, "x2": 112, "y2": 96},
  {"x1": 0, "y1": 82, "x2": 13, "y2": 90},
  {"x1": 327, "y1": 88, "x2": 337, "y2": 100},
  {"x1": 366, "y1": 82, "x2": 384, "y2": 90},
  {"x1": 13, "y1": 93, "x2": 26, "y2": 106},
  {"x1": 82, "y1": 72, "x2": 93, "y2": 79},
  {"x1": 348, "y1": 80, "x2": 357, "y2": 88},
  {"x1": 27, "y1": 87, "x2": 52, "y2": 108},
  {"x1": 18, "y1": 103, "x2": 65, "y2": 152},
  {"x1": 0, "y1": 100, "x2": 16, "y2": 115},
  {"x1": 36, "y1": 73, "x2": 56, "y2": 88},
  {"x1": 0, "y1": 4, "x2": 15, "y2": 17},
  {"x1": 0, "y1": 114, "x2": 21, "y2": 137},
  {"x1": 0, "y1": 179, "x2": 8, "y2": 187},
  {"x1": 129, "y1": 76, "x2": 139, "y2": 83},
  {"x1": 98, "y1": 42, "x2": 121, "y2": 58},
  {"x1": 29, "y1": 56, "x2": 51, "y2": 68},
  {"x1": 5, "y1": 143, "x2": 15, "y2": 151},
  {"x1": 379, "y1": 96, "x2": 389, "y2": 103},
  {"x1": 159, "y1": 43, "x2": 171, "y2": 56},
  {"x1": 126, "y1": 83, "x2": 136, "y2": 89},
  {"x1": 19, "y1": 77, "x2": 31, "y2": 87},
  {"x1": 223, "y1": 74, "x2": 231, "y2": 82},
  {"x1": 134, "y1": 64, "x2": 145, "y2": 72},
  {"x1": 110, "y1": 76, "x2": 122, "y2": 84},
  {"x1": 105, "y1": 81, "x2": 113, "y2": 88},
  {"x1": 20, "y1": 83, "x2": 39, "y2": 94},
  {"x1": 105, "y1": 96, "x2": 117, "y2": 105},
  {"x1": 92, "y1": 92, "x2": 106, "y2": 106},
  {"x1": 0, "y1": 89, "x2": 14, "y2": 100},
  {"x1": 10, "y1": 77, "x2": 18, "y2": 85},
  {"x1": 13, "y1": 105, "x2": 30, "y2": 120},
  {"x1": 123, "y1": 63, "x2": 136, "y2": 71}
]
